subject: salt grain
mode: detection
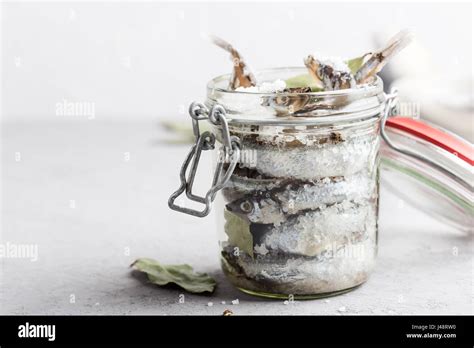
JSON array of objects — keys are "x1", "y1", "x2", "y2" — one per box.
[
  {"x1": 315, "y1": 54, "x2": 351, "y2": 73},
  {"x1": 236, "y1": 79, "x2": 286, "y2": 93}
]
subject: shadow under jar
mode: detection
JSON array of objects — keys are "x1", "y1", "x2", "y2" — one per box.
[{"x1": 171, "y1": 68, "x2": 387, "y2": 299}]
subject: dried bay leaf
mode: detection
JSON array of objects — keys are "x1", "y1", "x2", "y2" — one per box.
[
  {"x1": 346, "y1": 55, "x2": 367, "y2": 75},
  {"x1": 224, "y1": 209, "x2": 254, "y2": 258},
  {"x1": 131, "y1": 258, "x2": 217, "y2": 294}
]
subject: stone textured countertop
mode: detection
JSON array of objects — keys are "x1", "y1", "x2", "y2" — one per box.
[{"x1": 1, "y1": 121, "x2": 472, "y2": 315}]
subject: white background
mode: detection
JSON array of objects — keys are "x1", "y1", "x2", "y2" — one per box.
[{"x1": 1, "y1": 1, "x2": 472, "y2": 121}]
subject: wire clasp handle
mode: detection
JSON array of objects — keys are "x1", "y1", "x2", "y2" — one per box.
[{"x1": 168, "y1": 102, "x2": 240, "y2": 217}]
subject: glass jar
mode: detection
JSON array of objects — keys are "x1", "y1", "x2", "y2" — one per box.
[
  {"x1": 381, "y1": 116, "x2": 473, "y2": 233},
  {"x1": 169, "y1": 68, "x2": 386, "y2": 298},
  {"x1": 169, "y1": 68, "x2": 472, "y2": 298}
]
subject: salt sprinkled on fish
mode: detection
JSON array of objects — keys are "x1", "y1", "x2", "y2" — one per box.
[
  {"x1": 236, "y1": 79, "x2": 287, "y2": 93},
  {"x1": 316, "y1": 55, "x2": 351, "y2": 73}
]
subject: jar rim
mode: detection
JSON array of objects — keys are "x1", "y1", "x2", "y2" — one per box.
[
  {"x1": 207, "y1": 67, "x2": 383, "y2": 97},
  {"x1": 206, "y1": 67, "x2": 386, "y2": 125}
]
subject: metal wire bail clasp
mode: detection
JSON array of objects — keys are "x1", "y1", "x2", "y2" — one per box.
[{"x1": 168, "y1": 102, "x2": 241, "y2": 217}]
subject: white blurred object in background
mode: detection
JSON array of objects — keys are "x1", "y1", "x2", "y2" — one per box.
[
  {"x1": 374, "y1": 30, "x2": 473, "y2": 142},
  {"x1": 394, "y1": 76, "x2": 473, "y2": 142}
]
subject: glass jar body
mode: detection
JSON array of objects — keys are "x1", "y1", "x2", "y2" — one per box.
[{"x1": 214, "y1": 118, "x2": 381, "y2": 298}]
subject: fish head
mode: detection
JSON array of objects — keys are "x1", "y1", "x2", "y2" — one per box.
[
  {"x1": 261, "y1": 87, "x2": 312, "y2": 116},
  {"x1": 225, "y1": 197, "x2": 258, "y2": 221}
]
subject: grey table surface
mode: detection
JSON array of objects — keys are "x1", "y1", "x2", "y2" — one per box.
[{"x1": 1, "y1": 120, "x2": 472, "y2": 315}]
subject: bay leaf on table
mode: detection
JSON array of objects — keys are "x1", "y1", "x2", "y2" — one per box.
[
  {"x1": 131, "y1": 258, "x2": 216, "y2": 294},
  {"x1": 160, "y1": 120, "x2": 212, "y2": 144}
]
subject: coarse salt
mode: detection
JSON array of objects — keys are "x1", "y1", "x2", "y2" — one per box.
[
  {"x1": 236, "y1": 79, "x2": 286, "y2": 93},
  {"x1": 314, "y1": 54, "x2": 350, "y2": 73}
]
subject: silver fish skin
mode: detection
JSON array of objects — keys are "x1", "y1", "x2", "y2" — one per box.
[
  {"x1": 226, "y1": 194, "x2": 285, "y2": 225},
  {"x1": 225, "y1": 173, "x2": 375, "y2": 225},
  {"x1": 257, "y1": 200, "x2": 374, "y2": 257}
]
